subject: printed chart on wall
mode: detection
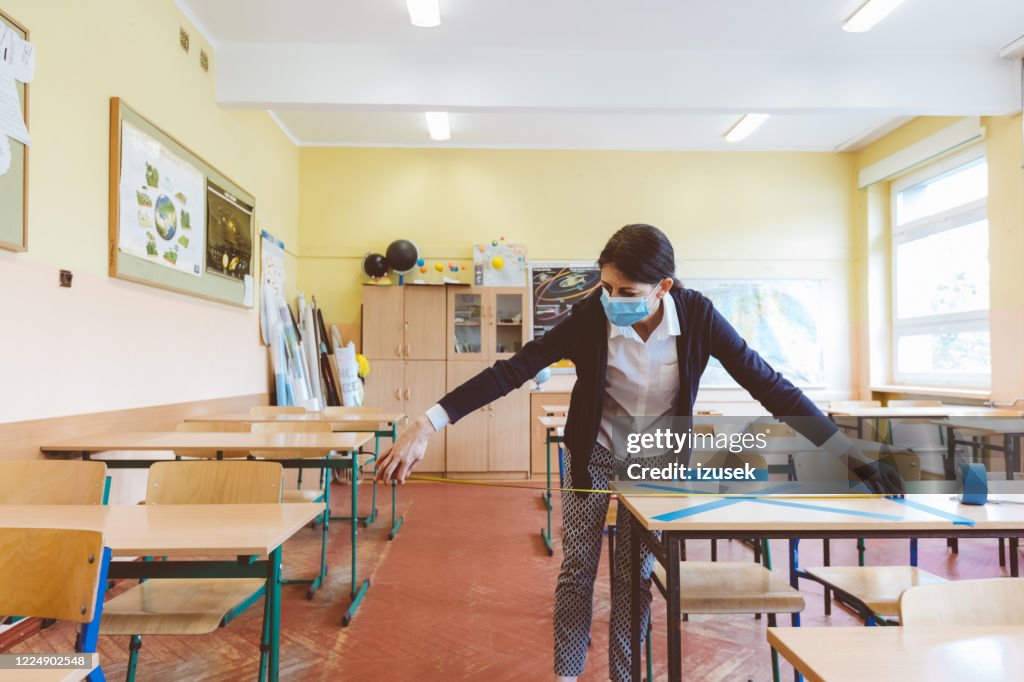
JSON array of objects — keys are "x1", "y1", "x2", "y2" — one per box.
[
  {"x1": 530, "y1": 262, "x2": 602, "y2": 340},
  {"x1": 205, "y1": 181, "x2": 253, "y2": 281},
  {"x1": 689, "y1": 279, "x2": 824, "y2": 387},
  {"x1": 259, "y1": 230, "x2": 286, "y2": 345},
  {"x1": 117, "y1": 121, "x2": 206, "y2": 275}
]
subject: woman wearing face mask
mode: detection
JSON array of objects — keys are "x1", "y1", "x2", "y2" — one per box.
[{"x1": 375, "y1": 223, "x2": 897, "y2": 682}]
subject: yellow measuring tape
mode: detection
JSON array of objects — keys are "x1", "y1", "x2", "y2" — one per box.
[{"x1": 404, "y1": 474, "x2": 880, "y2": 498}]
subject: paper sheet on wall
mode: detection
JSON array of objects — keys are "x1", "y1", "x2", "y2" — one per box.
[
  {"x1": 0, "y1": 134, "x2": 10, "y2": 176},
  {"x1": 0, "y1": 26, "x2": 35, "y2": 82},
  {"x1": 259, "y1": 231, "x2": 286, "y2": 344},
  {"x1": 0, "y1": 71, "x2": 29, "y2": 145}
]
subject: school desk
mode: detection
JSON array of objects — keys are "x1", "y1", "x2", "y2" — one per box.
[
  {"x1": 187, "y1": 411, "x2": 408, "y2": 538},
  {"x1": 39, "y1": 431, "x2": 374, "y2": 626},
  {"x1": 935, "y1": 418, "x2": 1024, "y2": 481},
  {"x1": 767, "y1": 625, "x2": 1024, "y2": 682},
  {"x1": 826, "y1": 405, "x2": 1020, "y2": 442},
  {"x1": 616, "y1": 492, "x2": 1024, "y2": 682},
  {"x1": 0, "y1": 503, "x2": 323, "y2": 682},
  {"x1": 538, "y1": 415, "x2": 566, "y2": 556}
]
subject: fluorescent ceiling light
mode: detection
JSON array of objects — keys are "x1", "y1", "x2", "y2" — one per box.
[
  {"x1": 407, "y1": 0, "x2": 441, "y2": 28},
  {"x1": 425, "y1": 112, "x2": 450, "y2": 141},
  {"x1": 724, "y1": 114, "x2": 770, "y2": 143},
  {"x1": 843, "y1": 0, "x2": 904, "y2": 33}
]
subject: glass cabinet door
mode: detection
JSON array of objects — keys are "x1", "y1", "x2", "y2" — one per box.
[
  {"x1": 450, "y1": 291, "x2": 484, "y2": 357},
  {"x1": 493, "y1": 291, "x2": 525, "y2": 358}
]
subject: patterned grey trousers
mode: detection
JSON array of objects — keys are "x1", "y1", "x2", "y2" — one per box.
[{"x1": 553, "y1": 443, "x2": 661, "y2": 681}]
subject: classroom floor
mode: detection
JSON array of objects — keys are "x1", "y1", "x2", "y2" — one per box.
[{"x1": 10, "y1": 481, "x2": 1018, "y2": 681}]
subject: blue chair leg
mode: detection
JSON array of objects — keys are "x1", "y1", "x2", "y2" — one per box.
[{"x1": 77, "y1": 547, "x2": 111, "y2": 682}]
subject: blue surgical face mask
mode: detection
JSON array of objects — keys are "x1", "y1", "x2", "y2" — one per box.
[{"x1": 601, "y1": 288, "x2": 657, "y2": 327}]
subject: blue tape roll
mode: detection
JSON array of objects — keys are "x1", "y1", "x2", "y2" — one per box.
[{"x1": 957, "y1": 462, "x2": 988, "y2": 505}]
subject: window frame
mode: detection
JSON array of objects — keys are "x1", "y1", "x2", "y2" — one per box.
[{"x1": 889, "y1": 145, "x2": 990, "y2": 389}]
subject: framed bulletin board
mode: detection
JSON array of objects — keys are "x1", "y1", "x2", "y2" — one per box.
[
  {"x1": 108, "y1": 97, "x2": 255, "y2": 308},
  {"x1": 0, "y1": 9, "x2": 29, "y2": 252}
]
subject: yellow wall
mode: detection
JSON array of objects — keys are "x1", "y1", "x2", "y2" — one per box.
[
  {"x1": 0, "y1": 0, "x2": 298, "y2": 422},
  {"x1": 852, "y1": 115, "x2": 1024, "y2": 400},
  {"x1": 298, "y1": 147, "x2": 860, "y2": 400}
]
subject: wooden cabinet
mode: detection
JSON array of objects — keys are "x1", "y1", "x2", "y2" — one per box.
[
  {"x1": 363, "y1": 285, "x2": 446, "y2": 360},
  {"x1": 447, "y1": 286, "x2": 529, "y2": 361},
  {"x1": 363, "y1": 359, "x2": 446, "y2": 472},
  {"x1": 445, "y1": 360, "x2": 530, "y2": 475}
]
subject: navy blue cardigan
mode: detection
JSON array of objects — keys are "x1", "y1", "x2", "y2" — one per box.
[{"x1": 439, "y1": 287, "x2": 837, "y2": 488}]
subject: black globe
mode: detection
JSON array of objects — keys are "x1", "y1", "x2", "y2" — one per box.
[
  {"x1": 362, "y1": 252, "x2": 389, "y2": 278},
  {"x1": 385, "y1": 239, "x2": 419, "y2": 273}
]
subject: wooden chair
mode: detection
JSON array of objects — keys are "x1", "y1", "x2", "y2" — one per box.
[
  {"x1": 898, "y1": 578, "x2": 1024, "y2": 626},
  {"x1": 802, "y1": 449, "x2": 947, "y2": 624},
  {"x1": 0, "y1": 460, "x2": 107, "y2": 505},
  {"x1": 321, "y1": 405, "x2": 382, "y2": 416},
  {"x1": 100, "y1": 460, "x2": 282, "y2": 682},
  {"x1": 886, "y1": 399, "x2": 944, "y2": 407},
  {"x1": 250, "y1": 405, "x2": 307, "y2": 417},
  {"x1": 250, "y1": 421, "x2": 332, "y2": 503},
  {"x1": 0, "y1": 527, "x2": 110, "y2": 681},
  {"x1": 174, "y1": 420, "x2": 250, "y2": 459}
]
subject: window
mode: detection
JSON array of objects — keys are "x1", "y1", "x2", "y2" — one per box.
[{"x1": 891, "y1": 147, "x2": 990, "y2": 387}]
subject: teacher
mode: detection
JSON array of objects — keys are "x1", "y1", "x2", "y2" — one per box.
[{"x1": 375, "y1": 223, "x2": 899, "y2": 682}]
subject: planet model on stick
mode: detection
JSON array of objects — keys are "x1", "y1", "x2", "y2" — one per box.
[
  {"x1": 386, "y1": 239, "x2": 420, "y2": 273},
  {"x1": 362, "y1": 252, "x2": 389, "y2": 278}
]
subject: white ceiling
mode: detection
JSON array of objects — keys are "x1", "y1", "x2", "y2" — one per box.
[{"x1": 179, "y1": 0, "x2": 1024, "y2": 151}]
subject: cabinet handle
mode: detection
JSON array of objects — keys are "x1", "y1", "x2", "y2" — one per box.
[
  {"x1": 405, "y1": 387, "x2": 411, "y2": 400},
  {"x1": 394, "y1": 345, "x2": 402, "y2": 357},
  {"x1": 405, "y1": 343, "x2": 411, "y2": 357},
  {"x1": 395, "y1": 388, "x2": 402, "y2": 401}
]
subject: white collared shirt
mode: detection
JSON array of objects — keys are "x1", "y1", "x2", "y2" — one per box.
[
  {"x1": 424, "y1": 295, "x2": 682, "y2": 442},
  {"x1": 596, "y1": 294, "x2": 681, "y2": 449}
]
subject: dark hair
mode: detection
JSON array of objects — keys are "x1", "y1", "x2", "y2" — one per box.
[{"x1": 597, "y1": 224, "x2": 682, "y2": 289}]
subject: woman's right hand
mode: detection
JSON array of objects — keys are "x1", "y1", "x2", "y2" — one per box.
[{"x1": 374, "y1": 414, "x2": 434, "y2": 483}]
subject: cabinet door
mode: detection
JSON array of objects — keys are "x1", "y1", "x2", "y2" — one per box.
[
  {"x1": 405, "y1": 286, "x2": 446, "y2": 360},
  {"x1": 447, "y1": 287, "x2": 487, "y2": 361},
  {"x1": 404, "y1": 361, "x2": 446, "y2": 472},
  {"x1": 444, "y1": 361, "x2": 490, "y2": 472},
  {"x1": 489, "y1": 385, "x2": 530, "y2": 472},
  {"x1": 362, "y1": 286, "x2": 405, "y2": 361},
  {"x1": 362, "y1": 359, "x2": 405, "y2": 414},
  {"x1": 489, "y1": 288, "x2": 528, "y2": 361}
]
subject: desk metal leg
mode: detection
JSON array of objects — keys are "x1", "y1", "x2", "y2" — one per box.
[
  {"x1": 344, "y1": 452, "x2": 371, "y2": 626},
  {"x1": 665, "y1": 536, "x2": 682, "y2": 682},
  {"x1": 541, "y1": 436, "x2": 554, "y2": 556},
  {"x1": 788, "y1": 539, "x2": 803, "y2": 682},
  {"x1": 281, "y1": 462, "x2": 330, "y2": 596},
  {"x1": 269, "y1": 546, "x2": 282, "y2": 681},
  {"x1": 1011, "y1": 538, "x2": 1020, "y2": 578}
]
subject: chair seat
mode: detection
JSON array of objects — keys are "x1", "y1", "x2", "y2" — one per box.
[
  {"x1": 804, "y1": 565, "x2": 946, "y2": 617},
  {"x1": 654, "y1": 561, "x2": 805, "y2": 614},
  {"x1": 282, "y1": 488, "x2": 323, "y2": 502},
  {"x1": 101, "y1": 578, "x2": 265, "y2": 635}
]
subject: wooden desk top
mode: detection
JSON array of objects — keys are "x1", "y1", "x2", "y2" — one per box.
[
  {"x1": 540, "y1": 404, "x2": 569, "y2": 415},
  {"x1": 0, "y1": 504, "x2": 324, "y2": 557},
  {"x1": 39, "y1": 431, "x2": 374, "y2": 456},
  {"x1": 189, "y1": 411, "x2": 406, "y2": 429},
  {"x1": 933, "y1": 418, "x2": 1024, "y2": 435},
  {"x1": 768, "y1": 626, "x2": 1024, "y2": 682},
  {"x1": 618, "y1": 493, "x2": 1024, "y2": 532},
  {"x1": 827, "y1": 406, "x2": 1020, "y2": 418},
  {"x1": 538, "y1": 416, "x2": 568, "y2": 429}
]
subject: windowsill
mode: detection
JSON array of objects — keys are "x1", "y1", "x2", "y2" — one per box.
[{"x1": 869, "y1": 383, "x2": 991, "y2": 401}]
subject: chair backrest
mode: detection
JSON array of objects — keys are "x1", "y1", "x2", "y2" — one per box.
[
  {"x1": 250, "y1": 421, "x2": 332, "y2": 459},
  {"x1": 321, "y1": 406, "x2": 381, "y2": 417},
  {"x1": 829, "y1": 400, "x2": 882, "y2": 409},
  {"x1": 174, "y1": 420, "x2": 251, "y2": 459},
  {"x1": 146, "y1": 461, "x2": 283, "y2": 504},
  {"x1": 0, "y1": 527, "x2": 105, "y2": 622},
  {"x1": 250, "y1": 406, "x2": 307, "y2": 417},
  {"x1": 899, "y1": 579, "x2": 1024, "y2": 626},
  {"x1": 0, "y1": 460, "x2": 107, "y2": 505},
  {"x1": 887, "y1": 399, "x2": 944, "y2": 407}
]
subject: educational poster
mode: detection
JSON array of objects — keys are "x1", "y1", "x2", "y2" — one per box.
[
  {"x1": 473, "y1": 239, "x2": 528, "y2": 286},
  {"x1": 205, "y1": 180, "x2": 253, "y2": 281},
  {"x1": 259, "y1": 230, "x2": 286, "y2": 345},
  {"x1": 530, "y1": 262, "x2": 602, "y2": 340},
  {"x1": 117, "y1": 120, "x2": 205, "y2": 276},
  {"x1": 689, "y1": 279, "x2": 824, "y2": 387}
]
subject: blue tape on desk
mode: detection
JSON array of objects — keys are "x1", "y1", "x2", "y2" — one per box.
[
  {"x1": 957, "y1": 462, "x2": 988, "y2": 506},
  {"x1": 745, "y1": 497, "x2": 906, "y2": 521},
  {"x1": 890, "y1": 498, "x2": 976, "y2": 526},
  {"x1": 651, "y1": 498, "x2": 746, "y2": 522}
]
